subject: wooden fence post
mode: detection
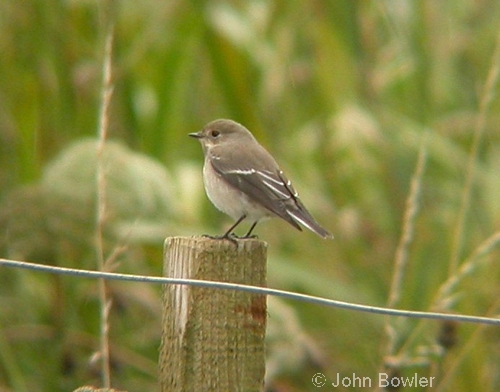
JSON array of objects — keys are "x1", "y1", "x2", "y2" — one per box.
[{"x1": 159, "y1": 236, "x2": 267, "y2": 392}]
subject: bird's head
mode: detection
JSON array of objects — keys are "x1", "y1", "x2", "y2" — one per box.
[{"x1": 189, "y1": 119, "x2": 256, "y2": 153}]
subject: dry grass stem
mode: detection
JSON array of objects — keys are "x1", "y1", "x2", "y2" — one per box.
[
  {"x1": 388, "y1": 135, "x2": 428, "y2": 309},
  {"x1": 384, "y1": 134, "x2": 427, "y2": 357},
  {"x1": 435, "y1": 231, "x2": 500, "y2": 311},
  {"x1": 434, "y1": 298, "x2": 500, "y2": 392},
  {"x1": 95, "y1": 23, "x2": 115, "y2": 388},
  {"x1": 448, "y1": 31, "x2": 500, "y2": 276}
]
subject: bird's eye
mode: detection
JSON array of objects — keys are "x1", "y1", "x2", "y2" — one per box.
[{"x1": 210, "y1": 130, "x2": 220, "y2": 138}]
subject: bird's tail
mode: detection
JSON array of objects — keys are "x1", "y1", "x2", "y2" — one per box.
[{"x1": 286, "y1": 203, "x2": 333, "y2": 239}]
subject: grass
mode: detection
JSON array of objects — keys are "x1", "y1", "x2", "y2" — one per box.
[{"x1": 1, "y1": 1, "x2": 500, "y2": 391}]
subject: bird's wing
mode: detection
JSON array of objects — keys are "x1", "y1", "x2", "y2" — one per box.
[
  {"x1": 209, "y1": 144, "x2": 332, "y2": 239},
  {"x1": 209, "y1": 144, "x2": 302, "y2": 230}
]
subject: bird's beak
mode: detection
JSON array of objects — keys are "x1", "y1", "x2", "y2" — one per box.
[{"x1": 189, "y1": 131, "x2": 204, "y2": 139}]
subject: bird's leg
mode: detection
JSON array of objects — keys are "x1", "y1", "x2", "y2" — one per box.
[
  {"x1": 203, "y1": 215, "x2": 246, "y2": 244},
  {"x1": 242, "y1": 221, "x2": 259, "y2": 239},
  {"x1": 221, "y1": 215, "x2": 246, "y2": 238}
]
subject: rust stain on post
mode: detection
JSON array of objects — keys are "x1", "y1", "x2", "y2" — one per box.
[{"x1": 159, "y1": 236, "x2": 267, "y2": 392}]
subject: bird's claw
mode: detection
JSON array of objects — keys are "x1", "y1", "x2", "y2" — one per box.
[{"x1": 202, "y1": 233, "x2": 239, "y2": 245}]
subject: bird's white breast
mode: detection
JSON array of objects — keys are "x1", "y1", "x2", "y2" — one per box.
[{"x1": 203, "y1": 160, "x2": 270, "y2": 222}]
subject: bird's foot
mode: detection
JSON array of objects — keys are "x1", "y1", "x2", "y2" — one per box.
[
  {"x1": 226, "y1": 233, "x2": 259, "y2": 240},
  {"x1": 241, "y1": 234, "x2": 259, "y2": 239},
  {"x1": 202, "y1": 233, "x2": 239, "y2": 245}
]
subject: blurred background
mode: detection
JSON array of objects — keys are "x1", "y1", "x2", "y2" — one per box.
[{"x1": 1, "y1": 0, "x2": 500, "y2": 391}]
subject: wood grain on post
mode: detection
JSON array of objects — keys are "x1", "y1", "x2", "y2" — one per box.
[{"x1": 159, "y1": 236, "x2": 267, "y2": 392}]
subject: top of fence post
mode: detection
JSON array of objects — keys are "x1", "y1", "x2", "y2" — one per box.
[{"x1": 159, "y1": 236, "x2": 267, "y2": 392}]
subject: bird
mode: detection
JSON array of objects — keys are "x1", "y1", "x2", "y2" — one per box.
[{"x1": 189, "y1": 119, "x2": 333, "y2": 240}]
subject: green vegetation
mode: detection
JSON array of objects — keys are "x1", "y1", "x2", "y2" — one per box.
[{"x1": 1, "y1": 1, "x2": 499, "y2": 391}]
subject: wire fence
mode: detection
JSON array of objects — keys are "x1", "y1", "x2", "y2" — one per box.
[{"x1": 1, "y1": 257, "x2": 499, "y2": 327}]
